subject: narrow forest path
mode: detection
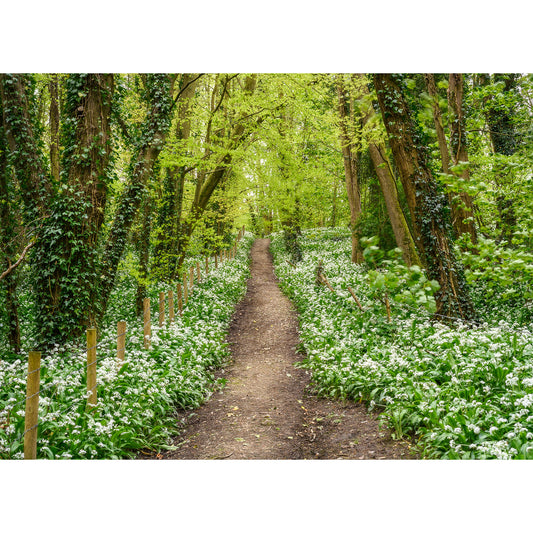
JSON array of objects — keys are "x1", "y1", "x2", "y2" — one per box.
[{"x1": 153, "y1": 239, "x2": 416, "y2": 460}]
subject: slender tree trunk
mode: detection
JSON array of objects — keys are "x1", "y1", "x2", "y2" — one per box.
[
  {"x1": 175, "y1": 74, "x2": 259, "y2": 270},
  {"x1": 481, "y1": 73, "x2": 519, "y2": 243},
  {"x1": 49, "y1": 74, "x2": 60, "y2": 183},
  {"x1": 447, "y1": 73, "x2": 477, "y2": 245},
  {"x1": 353, "y1": 74, "x2": 421, "y2": 267},
  {"x1": 153, "y1": 74, "x2": 198, "y2": 280},
  {"x1": 336, "y1": 76, "x2": 363, "y2": 263},
  {"x1": 99, "y1": 74, "x2": 176, "y2": 319},
  {"x1": 374, "y1": 74, "x2": 476, "y2": 321},
  {"x1": 134, "y1": 196, "x2": 152, "y2": 317}
]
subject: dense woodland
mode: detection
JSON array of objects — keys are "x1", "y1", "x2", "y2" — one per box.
[
  {"x1": 3, "y1": 73, "x2": 533, "y2": 460},
  {"x1": 2, "y1": 73, "x2": 533, "y2": 354}
]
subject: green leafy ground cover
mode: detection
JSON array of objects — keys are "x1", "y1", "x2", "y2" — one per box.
[
  {"x1": 0, "y1": 234, "x2": 252, "y2": 459},
  {"x1": 270, "y1": 228, "x2": 533, "y2": 459}
]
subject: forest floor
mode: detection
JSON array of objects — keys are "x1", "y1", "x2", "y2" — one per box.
[{"x1": 142, "y1": 239, "x2": 418, "y2": 460}]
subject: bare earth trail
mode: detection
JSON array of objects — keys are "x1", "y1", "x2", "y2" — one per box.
[{"x1": 155, "y1": 238, "x2": 417, "y2": 460}]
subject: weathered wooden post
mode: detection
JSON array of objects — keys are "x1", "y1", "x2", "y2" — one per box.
[
  {"x1": 384, "y1": 294, "x2": 391, "y2": 323},
  {"x1": 117, "y1": 321, "x2": 126, "y2": 363},
  {"x1": 24, "y1": 350, "x2": 41, "y2": 460},
  {"x1": 177, "y1": 283, "x2": 183, "y2": 315},
  {"x1": 143, "y1": 298, "x2": 151, "y2": 348},
  {"x1": 86, "y1": 328, "x2": 97, "y2": 409},
  {"x1": 196, "y1": 261, "x2": 201, "y2": 282},
  {"x1": 183, "y1": 278, "x2": 188, "y2": 305},
  {"x1": 189, "y1": 265, "x2": 194, "y2": 291},
  {"x1": 168, "y1": 290, "x2": 174, "y2": 323},
  {"x1": 215, "y1": 254, "x2": 218, "y2": 269},
  {"x1": 159, "y1": 292, "x2": 165, "y2": 327},
  {"x1": 348, "y1": 287, "x2": 364, "y2": 311},
  {"x1": 205, "y1": 256, "x2": 209, "y2": 275}
]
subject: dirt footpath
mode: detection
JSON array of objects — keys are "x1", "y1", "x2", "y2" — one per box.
[{"x1": 151, "y1": 239, "x2": 417, "y2": 460}]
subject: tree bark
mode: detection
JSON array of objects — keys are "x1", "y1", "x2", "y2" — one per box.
[
  {"x1": 98, "y1": 74, "x2": 177, "y2": 318},
  {"x1": 480, "y1": 73, "x2": 519, "y2": 243},
  {"x1": 446, "y1": 73, "x2": 478, "y2": 244},
  {"x1": 353, "y1": 74, "x2": 421, "y2": 267},
  {"x1": 0, "y1": 110, "x2": 21, "y2": 353},
  {"x1": 336, "y1": 76, "x2": 363, "y2": 263},
  {"x1": 374, "y1": 74, "x2": 476, "y2": 321},
  {"x1": 49, "y1": 74, "x2": 60, "y2": 183}
]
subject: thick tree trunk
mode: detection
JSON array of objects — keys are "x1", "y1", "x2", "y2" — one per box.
[
  {"x1": 336, "y1": 76, "x2": 363, "y2": 263},
  {"x1": 0, "y1": 74, "x2": 52, "y2": 223},
  {"x1": 374, "y1": 74, "x2": 476, "y2": 321},
  {"x1": 0, "y1": 111, "x2": 21, "y2": 353}
]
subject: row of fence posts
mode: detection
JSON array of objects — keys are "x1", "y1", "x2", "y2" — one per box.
[{"x1": 20, "y1": 227, "x2": 245, "y2": 459}]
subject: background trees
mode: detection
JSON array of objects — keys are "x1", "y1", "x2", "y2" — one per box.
[{"x1": 2, "y1": 72, "x2": 533, "y2": 353}]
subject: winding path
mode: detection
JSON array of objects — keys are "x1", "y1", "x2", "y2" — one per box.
[{"x1": 156, "y1": 239, "x2": 416, "y2": 460}]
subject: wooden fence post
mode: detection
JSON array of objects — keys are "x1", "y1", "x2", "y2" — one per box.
[
  {"x1": 189, "y1": 265, "x2": 194, "y2": 290},
  {"x1": 143, "y1": 298, "x2": 151, "y2": 349},
  {"x1": 205, "y1": 256, "x2": 209, "y2": 275},
  {"x1": 24, "y1": 350, "x2": 41, "y2": 460},
  {"x1": 384, "y1": 294, "x2": 391, "y2": 323},
  {"x1": 86, "y1": 328, "x2": 97, "y2": 409},
  {"x1": 183, "y1": 278, "x2": 188, "y2": 305},
  {"x1": 177, "y1": 283, "x2": 183, "y2": 315},
  {"x1": 159, "y1": 292, "x2": 165, "y2": 327},
  {"x1": 168, "y1": 290, "x2": 174, "y2": 323},
  {"x1": 215, "y1": 254, "x2": 218, "y2": 269},
  {"x1": 117, "y1": 321, "x2": 126, "y2": 363},
  {"x1": 196, "y1": 261, "x2": 201, "y2": 282}
]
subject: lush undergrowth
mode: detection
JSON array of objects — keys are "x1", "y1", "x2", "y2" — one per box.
[
  {"x1": 0, "y1": 234, "x2": 253, "y2": 459},
  {"x1": 270, "y1": 228, "x2": 533, "y2": 459}
]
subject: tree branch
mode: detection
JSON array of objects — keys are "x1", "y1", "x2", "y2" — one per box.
[{"x1": 0, "y1": 241, "x2": 35, "y2": 281}]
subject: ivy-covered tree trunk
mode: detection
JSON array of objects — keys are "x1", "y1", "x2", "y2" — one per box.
[
  {"x1": 336, "y1": 76, "x2": 363, "y2": 263},
  {"x1": 49, "y1": 74, "x2": 60, "y2": 183},
  {"x1": 374, "y1": 74, "x2": 476, "y2": 321},
  {"x1": 0, "y1": 109, "x2": 21, "y2": 353},
  {"x1": 98, "y1": 74, "x2": 176, "y2": 319},
  {"x1": 133, "y1": 195, "x2": 153, "y2": 317},
  {"x1": 354, "y1": 74, "x2": 421, "y2": 267}
]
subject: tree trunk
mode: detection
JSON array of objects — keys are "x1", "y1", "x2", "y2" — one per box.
[
  {"x1": 446, "y1": 73, "x2": 477, "y2": 244},
  {"x1": 49, "y1": 74, "x2": 60, "y2": 183},
  {"x1": 174, "y1": 74, "x2": 259, "y2": 270},
  {"x1": 336, "y1": 76, "x2": 363, "y2": 263},
  {"x1": 353, "y1": 74, "x2": 421, "y2": 267},
  {"x1": 0, "y1": 110, "x2": 21, "y2": 353},
  {"x1": 481, "y1": 73, "x2": 519, "y2": 243},
  {"x1": 98, "y1": 74, "x2": 176, "y2": 319},
  {"x1": 0, "y1": 74, "x2": 52, "y2": 223},
  {"x1": 374, "y1": 74, "x2": 476, "y2": 321},
  {"x1": 134, "y1": 196, "x2": 152, "y2": 317},
  {"x1": 153, "y1": 74, "x2": 198, "y2": 280}
]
